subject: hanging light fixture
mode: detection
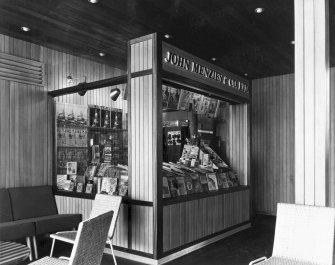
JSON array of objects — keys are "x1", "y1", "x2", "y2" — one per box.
[{"x1": 110, "y1": 88, "x2": 121, "y2": 101}]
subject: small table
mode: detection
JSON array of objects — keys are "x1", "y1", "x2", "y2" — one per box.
[{"x1": 0, "y1": 241, "x2": 30, "y2": 265}]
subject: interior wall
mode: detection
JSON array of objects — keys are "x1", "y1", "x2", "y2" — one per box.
[
  {"x1": 327, "y1": 68, "x2": 335, "y2": 207},
  {"x1": 0, "y1": 34, "x2": 125, "y2": 189},
  {"x1": 251, "y1": 74, "x2": 295, "y2": 215}
]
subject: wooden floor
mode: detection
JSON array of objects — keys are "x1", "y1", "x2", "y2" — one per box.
[{"x1": 20, "y1": 215, "x2": 275, "y2": 265}]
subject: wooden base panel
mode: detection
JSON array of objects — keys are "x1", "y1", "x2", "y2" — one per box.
[{"x1": 104, "y1": 222, "x2": 251, "y2": 265}]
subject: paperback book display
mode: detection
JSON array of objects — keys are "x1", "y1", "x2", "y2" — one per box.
[
  {"x1": 162, "y1": 143, "x2": 240, "y2": 199},
  {"x1": 55, "y1": 102, "x2": 128, "y2": 196}
]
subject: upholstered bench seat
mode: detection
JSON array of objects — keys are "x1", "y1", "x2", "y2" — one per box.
[
  {"x1": 0, "y1": 220, "x2": 35, "y2": 241},
  {"x1": 23, "y1": 214, "x2": 82, "y2": 235}
]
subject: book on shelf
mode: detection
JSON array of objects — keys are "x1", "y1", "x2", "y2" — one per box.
[
  {"x1": 176, "y1": 176, "x2": 187, "y2": 196},
  {"x1": 207, "y1": 173, "x2": 219, "y2": 191},
  {"x1": 184, "y1": 175, "x2": 194, "y2": 194},
  {"x1": 162, "y1": 176, "x2": 171, "y2": 198}
]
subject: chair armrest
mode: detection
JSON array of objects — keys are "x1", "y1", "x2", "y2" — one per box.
[
  {"x1": 59, "y1": 256, "x2": 70, "y2": 261},
  {"x1": 50, "y1": 230, "x2": 76, "y2": 239},
  {"x1": 249, "y1": 256, "x2": 267, "y2": 265}
]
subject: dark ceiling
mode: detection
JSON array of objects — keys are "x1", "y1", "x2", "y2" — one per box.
[{"x1": 0, "y1": 0, "x2": 333, "y2": 79}]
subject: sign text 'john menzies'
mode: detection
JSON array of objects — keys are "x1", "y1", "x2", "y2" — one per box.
[{"x1": 164, "y1": 51, "x2": 249, "y2": 93}]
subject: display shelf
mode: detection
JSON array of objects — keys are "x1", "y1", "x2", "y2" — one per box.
[
  {"x1": 53, "y1": 189, "x2": 153, "y2": 206},
  {"x1": 162, "y1": 185, "x2": 249, "y2": 206},
  {"x1": 88, "y1": 127, "x2": 127, "y2": 133}
]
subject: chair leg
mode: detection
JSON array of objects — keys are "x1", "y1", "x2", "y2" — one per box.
[
  {"x1": 32, "y1": 235, "x2": 38, "y2": 259},
  {"x1": 50, "y1": 238, "x2": 56, "y2": 257},
  {"x1": 109, "y1": 239, "x2": 117, "y2": 265},
  {"x1": 25, "y1": 237, "x2": 33, "y2": 261}
]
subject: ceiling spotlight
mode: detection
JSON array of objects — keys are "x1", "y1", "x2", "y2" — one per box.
[
  {"x1": 67, "y1": 75, "x2": 73, "y2": 84},
  {"x1": 88, "y1": 0, "x2": 99, "y2": 3},
  {"x1": 254, "y1": 7, "x2": 264, "y2": 14},
  {"x1": 21, "y1": 26, "x2": 30, "y2": 32},
  {"x1": 164, "y1": 34, "x2": 172, "y2": 39},
  {"x1": 99, "y1": 52, "x2": 106, "y2": 57},
  {"x1": 211, "y1": 57, "x2": 217, "y2": 62},
  {"x1": 110, "y1": 87, "x2": 121, "y2": 101},
  {"x1": 78, "y1": 90, "x2": 87, "y2": 96},
  {"x1": 291, "y1": 40, "x2": 295, "y2": 45}
]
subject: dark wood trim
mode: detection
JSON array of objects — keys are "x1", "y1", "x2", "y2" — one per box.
[
  {"x1": 127, "y1": 36, "x2": 133, "y2": 251},
  {"x1": 130, "y1": 69, "x2": 153, "y2": 78},
  {"x1": 129, "y1": 34, "x2": 155, "y2": 45},
  {"x1": 153, "y1": 33, "x2": 164, "y2": 260},
  {"x1": 48, "y1": 74, "x2": 127, "y2": 97},
  {"x1": 53, "y1": 189, "x2": 153, "y2": 206},
  {"x1": 162, "y1": 72, "x2": 248, "y2": 104},
  {"x1": 162, "y1": 186, "x2": 250, "y2": 206},
  {"x1": 159, "y1": 220, "x2": 251, "y2": 258},
  {"x1": 112, "y1": 245, "x2": 154, "y2": 259}
]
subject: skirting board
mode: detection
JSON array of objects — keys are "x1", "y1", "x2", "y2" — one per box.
[{"x1": 104, "y1": 222, "x2": 251, "y2": 265}]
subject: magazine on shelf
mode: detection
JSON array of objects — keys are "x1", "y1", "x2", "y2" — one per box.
[
  {"x1": 85, "y1": 183, "x2": 93, "y2": 193},
  {"x1": 118, "y1": 171, "x2": 128, "y2": 196},
  {"x1": 162, "y1": 176, "x2": 171, "y2": 198},
  {"x1": 176, "y1": 176, "x2": 187, "y2": 196},
  {"x1": 76, "y1": 182, "x2": 84, "y2": 193},
  {"x1": 217, "y1": 172, "x2": 229, "y2": 189},
  {"x1": 190, "y1": 173, "x2": 203, "y2": 193},
  {"x1": 97, "y1": 163, "x2": 112, "y2": 177},
  {"x1": 167, "y1": 176, "x2": 178, "y2": 197},
  {"x1": 84, "y1": 165, "x2": 97, "y2": 181},
  {"x1": 198, "y1": 173, "x2": 209, "y2": 192},
  {"x1": 66, "y1": 162, "x2": 77, "y2": 175},
  {"x1": 56, "y1": 175, "x2": 67, "y2": 190},
  {"x1": 207, "y1": 173, "x2": 219, "y2": 191}
]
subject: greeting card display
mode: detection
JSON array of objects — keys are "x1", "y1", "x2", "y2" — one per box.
[
  {"x1": 101, "y1": 107, "x2": 111, "y2": 129},
  {"x1": 88, "y1": 105, "x2": 101, "y2": 127}
]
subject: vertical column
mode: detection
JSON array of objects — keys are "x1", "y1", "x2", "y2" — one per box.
[
  {"x1": 128, "y1": 33, "x2": 162, "y2": 257},
  {"x1": 294, "y1": 0, "x2": 330, "y2": 206}
]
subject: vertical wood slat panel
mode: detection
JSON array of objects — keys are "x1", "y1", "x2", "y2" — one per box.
[
  {"x1": 328, "y1": 68, "x2": 335, "y2": 206},
  {"x1": 228, "y1": 104, "x2": 249, "y2": 185},
  {"x1": 251, "y1": 74, "x2": 295, "y2": 214},
  {"x1": 162, "y1": 190, "x2": 250, "y2": 252}
]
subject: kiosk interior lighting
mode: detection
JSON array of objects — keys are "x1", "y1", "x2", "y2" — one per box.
[
  {"x1": 88, "y1": 0, "x2": 99, "y2": 3},
  {"x1": 254, "y1": 7, "x2": 264, "y2": 14},
  {"x1": 99, "y1": 52, "x2": 106, "y2": 57},
  {"x1": 110, "y1": 88, "x2": 121, "y2": 101},
  {"x1": 21, "y1": 26, "x2": 30, "y2": 32},
  {"x1": 291, "y1": 40, "x2": 295, "y2": 45},
  {"x1": 164, "y1": 34, "x2": 172, "y2": 39},
  {"x1": 211, "y1": 57, "x2": 217, "y2": 62},
  {"x1": 244, "y1": 73, "x2": 248, "y2": 77}
]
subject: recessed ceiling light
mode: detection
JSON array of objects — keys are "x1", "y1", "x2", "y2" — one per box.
[
  {"x1": 88, "y1": 0, "x2": 99, "y2": 3},
  {"x1": 21, "y1": 26, "x2": 30, "y2": 32},
  {"x1": 99, "y1": 52, "x2": 106, "y2": 57},
  {"x1": 254, "y1": 7, "x2": 264, "y2": 14},
  {"x1": 164, "y1": 34, "x2": 172, "y2": 39},
  {"x1": 211, "y1": 57, "x2": 217, "y2": 62},
  {"x1": 291, "y1": 40, "x2": 295, "y2": 45}
]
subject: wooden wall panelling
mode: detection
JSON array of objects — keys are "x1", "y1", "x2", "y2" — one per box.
[
  {"x1": 130, "y1": 205, "x2": 154, "y2": 254},
  {"x1": 228, "y1": 103, "x2": 249, "y2": 185},
  {"x1": 162, "y1": 190, "x2": 250, "y2": 252},
  {"x1": 130, "y1": 75, "x2": 153, "y2": 201},
  {"x1": 251, "y1": 74, "x2": 295, "y2": 215},
  {"x1": 327, "y1": 68, "x2": 335, "y2": 206}
]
